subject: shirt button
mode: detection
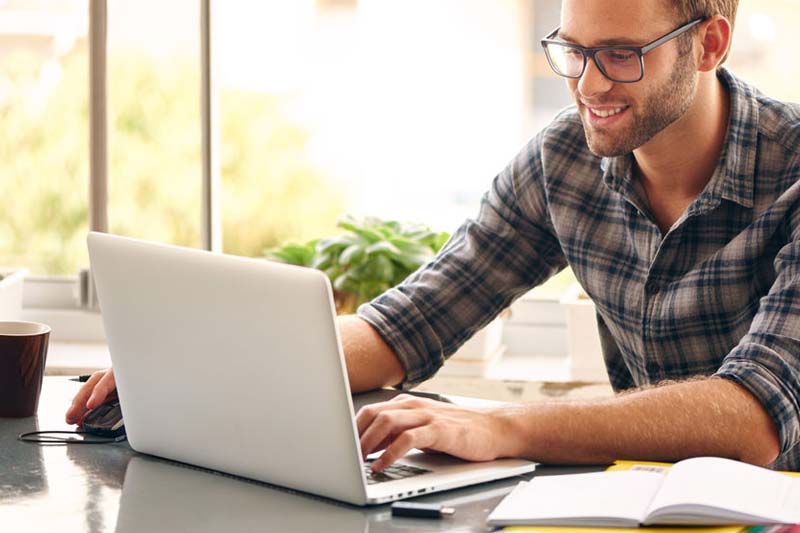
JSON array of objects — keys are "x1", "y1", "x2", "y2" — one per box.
[{"x1": 645, "y1": 281, "x2": 660, "y2": 293}]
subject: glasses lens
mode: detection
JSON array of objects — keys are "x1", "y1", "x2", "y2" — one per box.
[
  {"x1": 595, "y1": 49, "x2": 642, "y2": 82},
  {"x1": 544, "y1": 43, "x2": 585, "y2": 78}
]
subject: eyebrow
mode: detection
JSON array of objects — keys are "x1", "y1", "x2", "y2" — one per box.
[{"x1": 557, "y1": 30, "x2": 644, "y2": 46}]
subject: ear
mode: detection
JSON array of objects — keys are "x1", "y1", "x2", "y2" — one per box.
[{"x1": 696, "y1": 15, "x2": 732, "y2": 72}]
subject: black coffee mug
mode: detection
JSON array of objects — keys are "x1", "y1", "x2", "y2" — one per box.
[{"x1": 0, "y1": 321, "x2": 50, "y2": 417}]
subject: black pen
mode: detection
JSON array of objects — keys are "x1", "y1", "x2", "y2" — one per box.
[
  {"x1": 391, "y1": 502, "x2": 455, "y2": 519},
  {"x1": 69, "y1": 374, "x2": 92, "y2": 383}
]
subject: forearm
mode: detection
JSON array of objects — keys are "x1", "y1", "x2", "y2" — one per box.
[
  {"x1": 338, "y1": 315, "x2": 405, "y2": 393},
  {"x1": 497, "y1": 377, "x2": 781, "y2": 467}
]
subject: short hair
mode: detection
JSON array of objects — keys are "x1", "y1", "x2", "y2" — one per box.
[{"x1": 667, "y1": 0, "x2": 739, "y2": 63}]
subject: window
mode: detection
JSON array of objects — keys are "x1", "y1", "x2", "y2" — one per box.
[
  {"x1": 0, "y1": 0, "x2": 89, "y2": 276},
  {"x1": 107, "y1": 0, "x2": 203, "y2": 248},
  {"x1": 5, "y1": 1, "x2": 800, "y2": 346},
  {"x1": 215, "y1": 0, "x2": 536, "y2": 255},
  {"x1": 726, "y1": 3, "x2": 798, "y2": 99}
]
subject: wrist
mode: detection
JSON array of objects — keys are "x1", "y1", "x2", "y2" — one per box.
[{"x1": 489, "y1": 405, "x2": 531, "y2": 459}]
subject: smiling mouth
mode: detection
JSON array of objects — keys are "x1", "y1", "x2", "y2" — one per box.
[{"x1": 587, "y1": 106, "x2": 628, "y2": 118}]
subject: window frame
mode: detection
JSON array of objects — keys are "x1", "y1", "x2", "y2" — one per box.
[
  {"x1": 23, "y1": 0, "x2": 221, "y2": 343},
  {"x1": 24, "y1": 0, "x2": 568, "y2": 357}
]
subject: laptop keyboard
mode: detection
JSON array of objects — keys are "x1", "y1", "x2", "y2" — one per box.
[{"x1": 363, "y1": 460, "x2": 431, "y2": 485}]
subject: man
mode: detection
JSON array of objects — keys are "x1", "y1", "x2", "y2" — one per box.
[{"x1": 67, "y1": 0, "x2": 800, "y2": 471}]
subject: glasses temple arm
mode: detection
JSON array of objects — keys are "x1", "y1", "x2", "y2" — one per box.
[{"x1": 640, "y1": 18, "x2": 704, "y2": 54}]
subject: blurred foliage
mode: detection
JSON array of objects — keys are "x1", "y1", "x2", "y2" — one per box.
[
  {"x1": 268, "y1": 215, "x2": 450, "y2": 314},
  {"x1": 0, "y1": 47, "x2": 90, "y2": 275},
  {"x1": 219, "y1": 89, "x2": 346, "y2": 259},
  {"x1": 0, "y1": 43, "x2": 346, "y2": 275}
]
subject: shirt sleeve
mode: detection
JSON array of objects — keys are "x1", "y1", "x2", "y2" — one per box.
[
  {"x1": 356, "y1": 133, "x2": 569, "y2": 387},
  {"x1": 715, "y1": 196, "x2": 800, "y2": 458}
]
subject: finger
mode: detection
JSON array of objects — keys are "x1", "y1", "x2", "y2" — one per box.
[
  {"x1": 371, "y1": 427, "x2": 436, "y2": 472},
  {"x1": 86, "y1": 369, "x2": 117, "y2": 410},
  {"x1": 355, "y1": 404, "x2": 379, "y2": 437},
  {"x1": 65, "y1": 370, "x2": 107, "y2": 424},
  {"x1": 391, "y1": 393, "x2": 416, "y2": 402},
  {"x1": 355, "y1": 398, "x2": 419, "y2": 436},
  {"x1": 391, "y1": 394, "x2": 430, "y2": 407},
  {"x1": 360, "y1": 409, "x2": 430, "y2": 458}
]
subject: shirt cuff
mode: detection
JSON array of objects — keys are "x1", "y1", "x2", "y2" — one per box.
[
  {"x1": 356, "y1": 288, "x2": 445, "y2": 389},
  {"x1": 715, "y1": 343, "x2": 800, "y2": 457}
]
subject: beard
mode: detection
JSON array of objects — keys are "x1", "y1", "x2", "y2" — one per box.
[{"x1": 577, "y1": 50, "x2": 698, "y2": 157}]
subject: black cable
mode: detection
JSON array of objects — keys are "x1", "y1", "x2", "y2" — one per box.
[{"x1": 18, "y1": 430, "x2": 127, "y2": 445}]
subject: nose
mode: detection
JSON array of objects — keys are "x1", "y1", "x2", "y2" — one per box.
[{"x1": 577, "y1": 56, "x2": 613, "y2": 98}]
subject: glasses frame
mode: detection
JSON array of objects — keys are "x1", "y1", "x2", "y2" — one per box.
[{"x1": 540, "y1": 17, "x2": 705, "y2": 83}]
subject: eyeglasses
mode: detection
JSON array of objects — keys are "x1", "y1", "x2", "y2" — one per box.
[{"x1": 540, "y1": 18, "x2": 704, "y2": 83}]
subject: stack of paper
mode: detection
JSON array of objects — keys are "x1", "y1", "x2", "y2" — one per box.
[{"x1": 487, "y1": 457, "x2": 800, "y2": 528}]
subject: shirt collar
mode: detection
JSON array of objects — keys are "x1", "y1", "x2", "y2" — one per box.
[
  {"x1": 714, "y1": 68, "x2": 756, "y2": 209},
  {"x1": 600, "y1": 68, "x2": 757, "y2": 211}
]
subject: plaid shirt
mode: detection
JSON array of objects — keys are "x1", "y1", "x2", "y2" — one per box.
[{"x1": 357, "y1": 69, "x2": 800, "y2": 471}]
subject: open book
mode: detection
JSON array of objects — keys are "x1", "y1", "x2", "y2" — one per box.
[{"x1": 487, "y1": 457, "x2": 800, "y2": 527}]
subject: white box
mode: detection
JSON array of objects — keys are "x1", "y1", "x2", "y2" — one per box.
[
  {"x1": 439, "y1": 344, "x2": 505, "y2": 377},
  {"x1": 560, "y1": 283, "x2": 609, "y2": 383},
  {"x1": 506, "y1": 295, "x2": 565, "y2": 325},
  {"x1": 0, "y1": 269, "x2": 28, "y2": 320},
  {"x1": 502, "y1": 323, "x2": 567, "y2": 356},
  {"x1": 449, "y1": 318, "x2": 504, "y2": 360}
]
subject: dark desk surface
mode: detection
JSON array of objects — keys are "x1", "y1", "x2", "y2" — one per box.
[{"x1": 0, "y1": 377, "x2": 601, "y2": 532}]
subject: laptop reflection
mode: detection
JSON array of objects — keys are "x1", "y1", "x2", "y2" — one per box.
[{"x1": 114, "y1": 456, "x2": 372, "y2": 533}]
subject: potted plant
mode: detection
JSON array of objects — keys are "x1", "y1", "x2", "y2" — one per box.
[
  {"x1": 269, "y1": 216, "x2": 508, "y2": 374},
  {"x1": 267, "y1": 216, "x2": 450, "y2": 314}
]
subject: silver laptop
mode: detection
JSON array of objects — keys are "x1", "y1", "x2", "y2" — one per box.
[{"x1": 87, "y1": 232, "x2": 536, "y2": 505}]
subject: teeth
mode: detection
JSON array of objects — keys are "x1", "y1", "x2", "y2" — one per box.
[{"x1": 590, "y1": 106, "x2": 625, "y2": 118}]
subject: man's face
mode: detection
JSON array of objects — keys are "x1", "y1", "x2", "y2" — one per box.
[{"x1": 560, "y1": 0, "x2": 699, "y2": 157}]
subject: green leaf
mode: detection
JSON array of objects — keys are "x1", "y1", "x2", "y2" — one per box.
[
  {"x1": 375, "y1": 226, "x2": 394, "y2": 238},
  {"x1": 393, "y1": 249, "x2": 433, "y2": 271},
  {"x1": 387, "y1": 236, "x2": 417, "y2": 250},
  {"x1": 336, "y1": 220, "x2": 360, "y2": 234},
  {"x1": 391, "y1": 241, "x2": 431, "y2": 258},
  {"x1": 352, "y1": 227, "x2": 383, "y2": 244},
  {"x1": 363, "y1": 216, "x2": 385, "y2": 229},
  {"x1": 352, "y1": 254, "x2": 394, "y2": 283},
  {"x1": 264, "y1": 215, "x2": 449, "y2": 308},
  {"x1": 339, "y1": 243, "x2": 366, "y2": 265},
  {"x1": 381, "y1": 220, "x2": 403, "y2": 234},
  {"x1": 324, "y1": 265, "x2": 344, "y2": 281},
  {"x1": 336, "y1": 218, "x2": 383, "y2": 244},
  {"x1": 431, "y1": 231, "x2": 451, "y2": 251},
  {"x1": 365, "y1": 241, "x2": 402, "y2": 258},
  {"x1": 310, "y1": 254, "x2": 333, "y2": 271},
  {"x1": 266, "y1": 240, "x2": 316, "y2": 266},
  {"x1": 315, "y1": 235, "x2": 358, "y2": 255},
  {"x1": 333, "y1": 272, "x2": 359, "y2": 294},
  {"x1": 358, "y1": 280, "x2": 392, "y2": 300}
]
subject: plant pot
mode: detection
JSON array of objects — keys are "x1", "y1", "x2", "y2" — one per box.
[
  {"x1": 0, "y1": 268, "x2": 28, "y2": 320},
  {"x1": 560, "y1": 283, "x2": 608, "y2": 383},
  {"x1": 333, "y1": 290, "x2": 360, "y2": 315}
]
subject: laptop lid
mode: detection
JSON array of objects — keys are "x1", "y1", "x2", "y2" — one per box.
[{"x1": 88, "y1": 232, "x2": 369, "y2": 504}]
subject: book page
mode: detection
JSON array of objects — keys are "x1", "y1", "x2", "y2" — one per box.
[
  {"x1": 487, "y1": 470, "x2": 665, "y2": 527},
  {"x1": 645, "y1": 457, "x2": 800, "y2": 524}
]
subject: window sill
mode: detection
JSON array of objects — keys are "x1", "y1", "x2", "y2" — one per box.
[
  {"x1": 22, "y1": 308, "x2": 105, "y2": 342},
  {"x1": 41, "y1": 340, "x2": 613, "y2": 407},
  {"x1": 45, "y1": 341, "x2": 110, "y2": 376}
]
